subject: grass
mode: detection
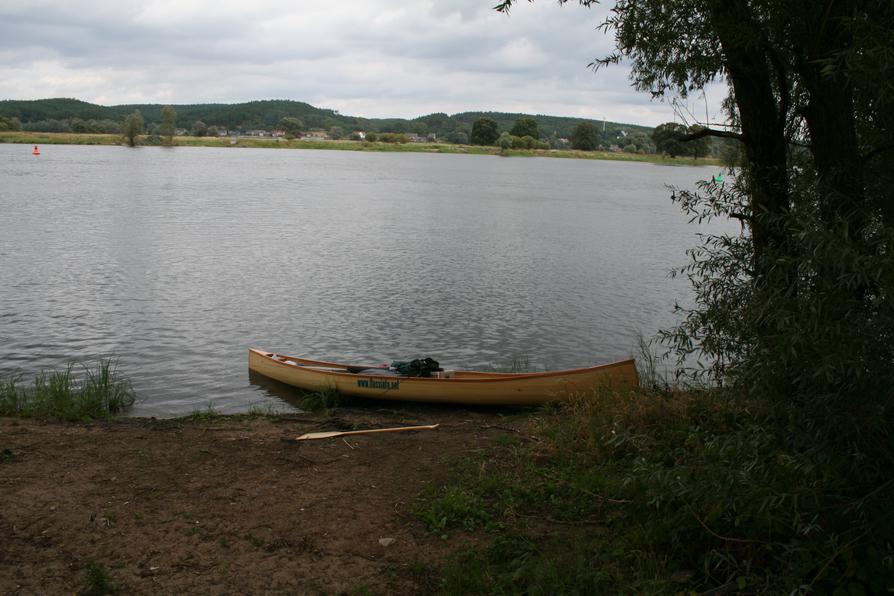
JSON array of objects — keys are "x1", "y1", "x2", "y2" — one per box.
[
  {"x1": 0, "y1": 131, "x2": 722, "y2": 166},
  {"x1": 0, "y1": 360, "x2": 136, "y2": 422},
  {"x1": 83, "y1": 560, "x2": 116, "y2": 595},
  {"x1": 186, "y1": 403, "x2": 222, "y2": 422},
  {"x1": 417, "y1": 387, "x2": 894, "y2": 593},
  {"x1": 297, "y1": 386, "x2": 343, "y2": 411}
]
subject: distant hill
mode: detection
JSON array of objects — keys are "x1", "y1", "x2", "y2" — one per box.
[{"x1": 0, "y1": 98, "x2": 653, "y2": 143}]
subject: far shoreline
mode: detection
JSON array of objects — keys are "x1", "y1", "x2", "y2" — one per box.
[{"x1": 1, "y1": 130, "x2": 722, "y2": 167}]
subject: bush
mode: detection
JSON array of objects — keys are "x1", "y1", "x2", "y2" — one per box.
[
  {"x1": 378, "y1": 132, "x2": 408, "y2": 144},
  {"x1": 497, "y1": 132, "x2": 512, "y2": 150},
  {"x1": 426, "y1": 389, "x2": 894, "y2": 593}
]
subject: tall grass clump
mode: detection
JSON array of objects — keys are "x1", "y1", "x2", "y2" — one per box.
[
  {"x1": 0, "y1": 360, "x2": 136, "y2": 422},
  {"x1": 426, "y1": 388, "x2": 893, "y2": 593},
  {"x1": 298, "y1": 385, "x2": 343, "y2": 411}
]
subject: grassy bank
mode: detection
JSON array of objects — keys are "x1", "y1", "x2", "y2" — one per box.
[
  {"x1": 2, "y1": 363, "x2": 889, "y2": 591},
  {"x1": 416, "y1": 388, "x2": 894, "y2": 593},
  {"x1": 0, "y1": 131, "x2": 720, "y2": 166},
  {"x1": 0, "y1": 360, "x2": 136, "y2": 421}
]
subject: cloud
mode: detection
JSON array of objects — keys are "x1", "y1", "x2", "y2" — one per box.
[{"x1": 0, "y1": 1, "x2": 726, "y2": 126}]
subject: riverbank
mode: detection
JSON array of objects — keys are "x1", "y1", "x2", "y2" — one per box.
[
  {"x1": 0, "y1": 404, "x2": 527, "y2": 595},
  {"x1": 0, "y1": 131, "x2": 721, "y2": 166},
  {"x1": 3, "y1": 388, "x2": 886, "y2": 594}
]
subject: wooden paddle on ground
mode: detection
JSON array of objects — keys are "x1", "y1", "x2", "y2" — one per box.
[{"x1": 296, "y1": 424, "x2": 439, "y2": 441}]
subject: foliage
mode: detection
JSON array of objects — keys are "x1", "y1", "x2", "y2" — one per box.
[
  {"x1": 378, "y1": 132, "x2": 408, "y2": 143},
  {"x1": 158, "y1": 105, "x2": 176, "y2": 145},
  {"x1": 0, "y1": 99, "x2": 654, "y2": 144},
  {"x1": 328, "y1": 125, "x2": 344, "y2": 140},
  {"x1": 0, "y1": 116, "x2": 22, "y2": 131},
  {"x1": 685, "y1": 124, "x2": 710, "y2": 158},
  {"x1": 470, "y1": 117, "x2": 500, "y2": 145},
  {"x1": 278, "y1": 116, "x2": 303, "y2": 139},
  {"x1": 570, "y1": 121, "x2": 599, "y2": 150},
  {"x1": 0, "y1": 360, "x2": 136, "y2": 422},
  {"x1": 497, "y1": 132, "x2": 513, "y2": 151},
  {"x1": 446, "y1": 130, "x2": 468, "y2": 144},
  {"x1": 491, "y1": 1, "x2": 893, "y2": 592},
  {"x1": 121, "y1": 110, "x2": 143, "y2": 147},
  {"x1": 509, "y1": 116, "x2": 539, "y2": 139},
  {"x1": 191, "y1": 120, "x2": 207, "y2": 136},
  {"x1": 422, "y1": 390, "x2": 894, "y2": 593},
  {"x1": 651, "y1": 122, "x2": 688, "y2": 157}
]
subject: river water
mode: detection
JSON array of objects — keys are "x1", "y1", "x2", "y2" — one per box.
[{"x1": 0, "y1": 144, "x2": 728, "y2": 416}]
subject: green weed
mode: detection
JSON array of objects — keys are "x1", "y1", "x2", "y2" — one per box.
[
  {"x1": 424, "y1": 389, "x2": 894, "y2": 593},
  {"x1": 82, "y1": 560, "x2": 115, "y2": 595},
  {"x1": 0, "y1": 360, "x2": 135, "y2": 421},
  {"x1": 187, "y1": 403, "x2": 221, "y2": 422},
  {"x1": 298, "y1": 386, "x2": 343, "y2": 411}
]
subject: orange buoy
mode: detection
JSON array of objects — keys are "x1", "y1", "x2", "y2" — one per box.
[{"x1": 33, "y1": 145, "x2": 40, "y2": 155}]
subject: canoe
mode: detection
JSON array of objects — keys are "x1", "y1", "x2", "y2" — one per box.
[{"x1": 248, "y1": 348, "x2": 639, "y2": 406}]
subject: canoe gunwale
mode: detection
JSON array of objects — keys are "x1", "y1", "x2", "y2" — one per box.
[{"x1": 248, "y1": 348, "x2": 637, "y2": 384}]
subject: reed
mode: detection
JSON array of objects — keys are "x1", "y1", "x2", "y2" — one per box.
[
  {"x1": 298, "y1": 386, "x2": 343, "y2": 411},
  {"x1": 0, "y1": 360, "x2": 136, "y2": 421}
]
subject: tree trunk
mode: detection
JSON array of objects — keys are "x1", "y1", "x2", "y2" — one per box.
[
  {"x1": 707, "y1": 1, "x2": 790, "y2": 269},
  {"x1": 797, "y1": 0, "x2": 867, "y2": 236}
]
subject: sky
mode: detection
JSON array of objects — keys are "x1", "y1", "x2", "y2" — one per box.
[{"x1": 0, "y1": 1, "x2": 727, "y2": 127}]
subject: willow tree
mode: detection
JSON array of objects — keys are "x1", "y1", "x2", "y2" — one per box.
[{"x1": 498, "y1": 0, "x2": 894, "y2": 407}]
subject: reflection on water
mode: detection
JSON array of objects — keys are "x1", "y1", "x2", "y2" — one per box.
[
  {"x1": 0, "y1": 144, "x2": 731, "y2": 416},
  {"x1": 247, "y1": 369, "x2": 311, "y2": 410}
]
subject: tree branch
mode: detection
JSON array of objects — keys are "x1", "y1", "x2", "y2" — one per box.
[{"x1": 679, "y1": 127, "x2": 743, "y2": 142}]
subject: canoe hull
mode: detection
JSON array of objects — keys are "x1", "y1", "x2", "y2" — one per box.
[{"x1": 248, "y1": 348, "x2": 638, "y2": 406}]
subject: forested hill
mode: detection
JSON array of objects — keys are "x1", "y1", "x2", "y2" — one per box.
[{"x1": 0, "y1": 98, "x2": 652, "y2": 140}]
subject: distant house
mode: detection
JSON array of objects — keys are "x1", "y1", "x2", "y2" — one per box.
[
  {"x1": 352, "y1": 131, "x2": 366, "y2": 140},
  {"x1": 271, "y1": 129, "x2": 285, "y2": 138},
  {"x1": 247, "y1": 130, "x2": 268, "y2": 137},
  {"x1": 304, "y1": 129, "x2": 329, "y2": 140},
  {"x1": 174, "y1": 128, "x2": 188, "y2": 136},
  {"x1": 405, "y1": 133, "x2": 423, "y2": 143}
]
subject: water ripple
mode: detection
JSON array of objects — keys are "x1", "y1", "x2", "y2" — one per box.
[{"x1": 0, "y1": 146, "x2": 735, "y2": 416}]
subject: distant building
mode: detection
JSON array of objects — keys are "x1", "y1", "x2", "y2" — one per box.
[
  {"x1": 271, "y1": 129, "x2": 285, "y2": 138},
  {"x1": 304, "y1": 129, "x2": 329, "y2": 140},
  {"x1": 352, "y1": 131, "x2": 366, "y2": 140}
]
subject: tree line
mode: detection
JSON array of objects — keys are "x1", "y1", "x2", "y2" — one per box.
[{"x1": 0, "y1": 98, "x2": 662, "y2": 149}]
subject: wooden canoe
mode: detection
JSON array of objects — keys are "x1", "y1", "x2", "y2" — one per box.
[{"x1": 248, "y1": 348, "x2": 638, "y2": 406}]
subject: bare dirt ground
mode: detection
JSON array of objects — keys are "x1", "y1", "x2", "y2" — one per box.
[{"x1": 0, "y1": 406, "x2": 528, "y2": 595}]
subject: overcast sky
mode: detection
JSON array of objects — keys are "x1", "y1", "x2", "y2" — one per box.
[{"x1": 0, "y1": 1, "x2": 726, "y2": 127}]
